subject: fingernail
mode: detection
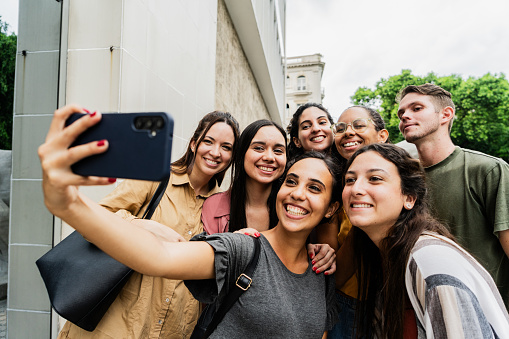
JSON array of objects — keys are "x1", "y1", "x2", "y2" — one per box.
[
  {"x1": 309, "y1": 253, "x2": 314, "y2": 259},
  {"x1": 97, "y1": 140, "x2": 106, "y2": 147},
  {"x1": 108, "y1": 178, "x2": 116, "y2": 183},
  {"x1": 90, "y1": 111, "x2": 97, "y2": 117},
  {"x1": 324, "y1": 271, "x2": 329, "y2": 276},
  {"x1": 244, "y1": 232, "x2": 249, "y2": 235},
  {"x1": 254, "y1": 232, "x2": 260, "y2": 237},
  {"x1": 83, "y1": 108, "x2": 91, "y2": 113},
  {"x1": 316, "y1": 269, "x2": 321, "y2": 274},
  {"x1": 312, "y1": 260, "x2": 316, "y2": 265},
  {"x1": 312, "y1": 267, "x2": 317, "y2": 272}
]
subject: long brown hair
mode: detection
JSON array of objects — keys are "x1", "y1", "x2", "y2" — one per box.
[
  {"x1": 347, "y1": 144, "x2": 453, "y2": 338},
  {"x1": 172, "y1": 111, "x2": 240, "y2": 187}
]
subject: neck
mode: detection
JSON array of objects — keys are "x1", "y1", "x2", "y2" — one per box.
[
  {"x1": 413, "y1": 134, "x2": 456, "y2": 168},
  {"x1": 188, "y1": 168, "x2": 213, "y2": 196},
  {"x1": 262, "y1": 224, "x2": 309, "y2": 272},
  {"x1": 245, "y1": 178, "x2": 272, "y2": 206}
]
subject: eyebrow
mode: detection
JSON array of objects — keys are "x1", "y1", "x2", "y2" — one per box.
[
  {"x1": 397, "y1": 101, "x2": 423, "y2": 115},
  {"x1": 346, "y1": 168, "x2": 390, "y2": 175},
  {"x1": 204, "y1": 135, "x2": 233, "y2": 146},
  {"x1": 251, "y1": 140, "x2": 286, "y2": 148},
  {"x1": 287, "y1": 172, "x2": 326, "y2": 187}
]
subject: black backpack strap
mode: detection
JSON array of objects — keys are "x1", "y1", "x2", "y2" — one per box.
[
  {"x1": 141, "y1": 177, "x2": 169, "y2": 220},
  {"x1": 203, "y1": 236, "x2": 261, "y2": 337}
]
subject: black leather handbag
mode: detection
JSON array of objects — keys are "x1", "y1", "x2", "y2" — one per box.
[{"x1": 36, "y1": 178, "x2": 169, "y2": 331}]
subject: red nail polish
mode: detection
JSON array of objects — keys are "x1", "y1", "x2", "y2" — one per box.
[
  {"x1": 90, "y1": 111, "x2": 97, "y2": 117},
  {"x1": 312, "y1": 260, "x2": 316, "y2": 265},
  {"x1": 97, "y1": 140, "x2": 105, "y2": 147},
  {"x1": 309, "y1": 253, "x2": 314, "y2": 259},
  {"x1": 324, "y1": 271, "x2": 329, "y2": 276},
  {"x1": 316, "y1": 269, "x2": 321, "y2": 274},
  {"x1": 108, "y1": 178, "x2": 116, "y2": 183},
  {"x1": 312, "y1": 267, "x2": 317, "y2": 272},
  {"x1": 254, "y1": 232, "x2": 260, "y2": 237},
  {"x1": 244, "y1": 232, "x2": 249, "y2": 235},
  {"x1": 83, "y1": 108, "x2": 90, "y2": 113}
]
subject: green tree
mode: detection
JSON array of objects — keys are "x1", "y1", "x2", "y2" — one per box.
[
  {"x1": 0, "y1": 17, "x2": 17, "y2": 150},
  {"x1": 351, "y1": 70, "x2": 509, "y2": 162}
]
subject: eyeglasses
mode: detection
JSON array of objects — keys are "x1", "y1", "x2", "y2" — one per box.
[{"x1": 331, "y1": 118, "x2": 373, "y2": 134}]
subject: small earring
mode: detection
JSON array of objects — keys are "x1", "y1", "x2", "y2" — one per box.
[
  {"x1": 326, "y1": 213, "x2": 331, "y2": 218},
  {"x1": 406, "y1": 203, "x2": 412, "y2": 209}
]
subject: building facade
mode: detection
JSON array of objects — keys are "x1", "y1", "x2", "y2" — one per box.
[
  {"x1": 8, "y1": 0, "x2": 285, "y2": 337},
  {"x1": 285, "y1": 53, "x2": 325, "y2": 125}
]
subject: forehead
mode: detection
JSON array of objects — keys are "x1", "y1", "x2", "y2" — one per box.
[
  {"x1": 348, "y1": 151, "x2": 399, "y2": 176},
  {"x1": 288, "y1": 158, "x2": 332, "y2": 185},
  {"x1": 252, "y1": 125, "x2": 285, "y2": 144},
  {"x1": 299, "y1": 107, "x2": 328, "y2": 123},
  {"x1": 399, "y1": 92, "x2": 434, "y2": 108},
  {"x1": 205, "y1": 122, "x2": 234, "y2": 140},
  {"x1": 338, "y1": 107, "x2": 370, "y2": 122}
]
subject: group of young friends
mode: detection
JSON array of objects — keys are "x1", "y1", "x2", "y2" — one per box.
[{"x1": 38, "y1": 83, "x2": 509, "y2": 338}]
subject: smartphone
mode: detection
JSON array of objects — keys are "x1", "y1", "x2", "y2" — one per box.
[{"x1": 66, "y1": 112, "x2": 173, "y2": 181}]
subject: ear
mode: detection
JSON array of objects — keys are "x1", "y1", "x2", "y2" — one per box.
[
  {"x1": 377, "y1": 129, "x2": 389, "y2": 143},
  {"x1": 440, "y1": 106, "x2": 454, "y2": 126},
  {"x1": 403, "y1": 195, "x2": 417, "y2": 210},
  {"x1": 190, "y1": 140, "x2": 196, "y2": 153},
  {"x1": 326, "y1": 201, "x2": 340, "y2": 218},
  {"x1": 293, "y1": 136, "x2": 302, "y2": 148}
]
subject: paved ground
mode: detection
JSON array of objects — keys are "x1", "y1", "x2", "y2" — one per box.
[{"x1": 0, "y1": 298, "x2": 5, "y2": 339}]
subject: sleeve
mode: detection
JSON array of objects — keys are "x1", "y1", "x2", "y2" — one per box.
[
  {"x1": 184, "y1": 233, "x2": 254, "y2": 304},
  {"x1": 483, "y1": 160, "x2": 509, "y2": 235},
  {"x1": 325, "y1": 274, "x2": 339, "y2": 331},
  {"x1": 99, "y1": 179, "x2": 157, "y2": 220}
]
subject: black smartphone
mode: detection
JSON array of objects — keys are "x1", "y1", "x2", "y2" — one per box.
[{"x1": 66, "y1": 112, "x2": 173, "y2": 181}]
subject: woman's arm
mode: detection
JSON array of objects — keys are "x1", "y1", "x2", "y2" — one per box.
[{"x1": 39, "y1": 105, "x2": 215, "y2": 280}]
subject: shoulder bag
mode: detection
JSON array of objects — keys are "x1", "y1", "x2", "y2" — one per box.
[
  {"x1": 36, "y1": 178, "x2": 169, "y2": 331},
  {"x1": 190, "y1": 236, "x2": 261, "y2": 339}
]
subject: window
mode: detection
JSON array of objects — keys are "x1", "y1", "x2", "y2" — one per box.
[{"x1": 297, "y1": 76, "x2": 306, "y2": 90}]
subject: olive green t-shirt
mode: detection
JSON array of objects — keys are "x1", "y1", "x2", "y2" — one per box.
[{"x1": 425, "y1": 147, "x2": 509, "y2": 308}]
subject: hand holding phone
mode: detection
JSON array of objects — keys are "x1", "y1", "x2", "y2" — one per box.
[{"x1": 66, "y1": 112, "x2": 173, "y2": 181}]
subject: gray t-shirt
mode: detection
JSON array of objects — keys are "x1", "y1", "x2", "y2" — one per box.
[{"x1": 185, "y1": 232, "x2": 338, "y2": 338}]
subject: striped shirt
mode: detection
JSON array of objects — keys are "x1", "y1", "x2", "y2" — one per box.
[{"x1": 405, "y1": 233, "x2": 509, "y2": 338}]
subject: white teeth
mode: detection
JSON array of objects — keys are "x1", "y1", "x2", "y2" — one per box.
[
  {"x1": 344, "y1": 141, "x2": 360, "y2": 147},
  {"x1": 205, "y1": 159, "x2": 219, "y2": 165},
  {"x1": 286, "y1": 205, "x2": 308, "y2": 216},
  {"x1": 311, "y1": 136, "x2": 325, "y2": 142},
  {"x1": 352, "y1": 204, "x2": 372, "y2": 208},
  {"x1": 258, "y1": 166, "x2": 275, "y2": 172}
]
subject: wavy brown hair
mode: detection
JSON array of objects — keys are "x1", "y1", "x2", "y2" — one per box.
[{"x1": 346, "y1": 144, "x2": 453, "y2": 338}]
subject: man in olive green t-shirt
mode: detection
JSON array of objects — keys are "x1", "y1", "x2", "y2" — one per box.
[{"x1": 396, "y1": 83, "x2": 509, "y2": 308}]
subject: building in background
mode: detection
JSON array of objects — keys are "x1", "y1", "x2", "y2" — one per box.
[
  {"x1": 285, "y1": 53, "x2": 325, "y2": 125},
  {"x1": 8, "y1": 0, "x2": 285, "y2": 337}
]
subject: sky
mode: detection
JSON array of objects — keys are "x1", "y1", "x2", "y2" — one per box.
[
  {"x1": 2, "y1": 0, "x2": 509, "y2": 119},
  {"x1": 286, "y1": 0, "x2": 509, "y2": 118}
]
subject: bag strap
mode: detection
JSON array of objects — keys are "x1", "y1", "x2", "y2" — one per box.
[
  {"x1": 141, "y1": 177, "x2": 170, "y2": 220},
  {"x1": 203, "y1": 236, "x2": 261, "y2": 338}
]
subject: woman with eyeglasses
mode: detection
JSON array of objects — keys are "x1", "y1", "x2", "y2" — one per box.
[{"x1": 321, "y1": 106, "x2": 389, "y2": 339}]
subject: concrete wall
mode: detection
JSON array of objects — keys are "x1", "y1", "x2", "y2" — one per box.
[{"x1": 215, "y1": 0, "x2": 271, "y2": 129}]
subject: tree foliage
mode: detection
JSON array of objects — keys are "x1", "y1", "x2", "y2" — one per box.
[
  {"x1": 351, "y1": 70, "x2": 509, "y2": 161},
  {"x1": 0, "y1": 17, "x2": 17, "y2": 150}
]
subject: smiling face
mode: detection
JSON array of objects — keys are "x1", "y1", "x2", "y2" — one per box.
[
  {"x1": 397, "y1": 93, "x2": 442, "y2": 144},
  {"x1": 334, "y1": 107, "x2": 388, "y2": 160},
  {"x1": 342, "y1": 151, "x2": 415, "y2": 246},
  {"x1": 276, "y1": 158, "x2": 338, "y2": 234},
  {"x1": 191, "y1": 122, "x2": 235, "y2": 179},
  {"x1": 244, "y1": 126, "x2": 286, "y2": 185},
  {"x1": 294, "y1": 107, "x2": 333, "y2": 152}
]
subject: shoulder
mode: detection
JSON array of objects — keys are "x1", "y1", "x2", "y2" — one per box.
[
  {"x1": 460, "y1": 147, "x2": 508, "y2": 169},
  {"x1": 203, "y1": 191, "x2": 231, "y2": 209},
  {"x1": 192, "y1": 232, "x2": 256, "y2": 265}
]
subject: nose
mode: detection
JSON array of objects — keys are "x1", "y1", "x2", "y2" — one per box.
[
  {"x1": 262, "y1": 149, "x2": 275, "y2": 162},
  {"x1": 311, "y1": 122, "x2": 320, "y2": 132},
  {"x1": 345, "y1": 124, "x2": 356, "y2": 135},
  {"x1": 290, "y1": 184, "x2": 306, "y2": 201},
  {"x1": 350, "y1": 179, "x2": 366, "y2": 196},
  {"x1": 209, "y1": 144, "x2": 220, "y2": 158}
]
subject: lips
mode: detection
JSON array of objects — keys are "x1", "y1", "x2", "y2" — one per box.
[
  {"x1": 285, "y1": 204, "x2": 309, "y2": 216},
  {"x1": 351, "y1": 203, "x2": 372, "y2": 208},
  {"x1": 310, "y1": 135, "x2": 326, "y2": 143},
  {"x1": 343, "y1": 141, "x2": 361, "y2": 148},
  {"x1": 204, "y1": 158, "x2": 220, "y2": 166},
  {"x1": 257, "y1": 165, "x2": 276, "y2": 173}
]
